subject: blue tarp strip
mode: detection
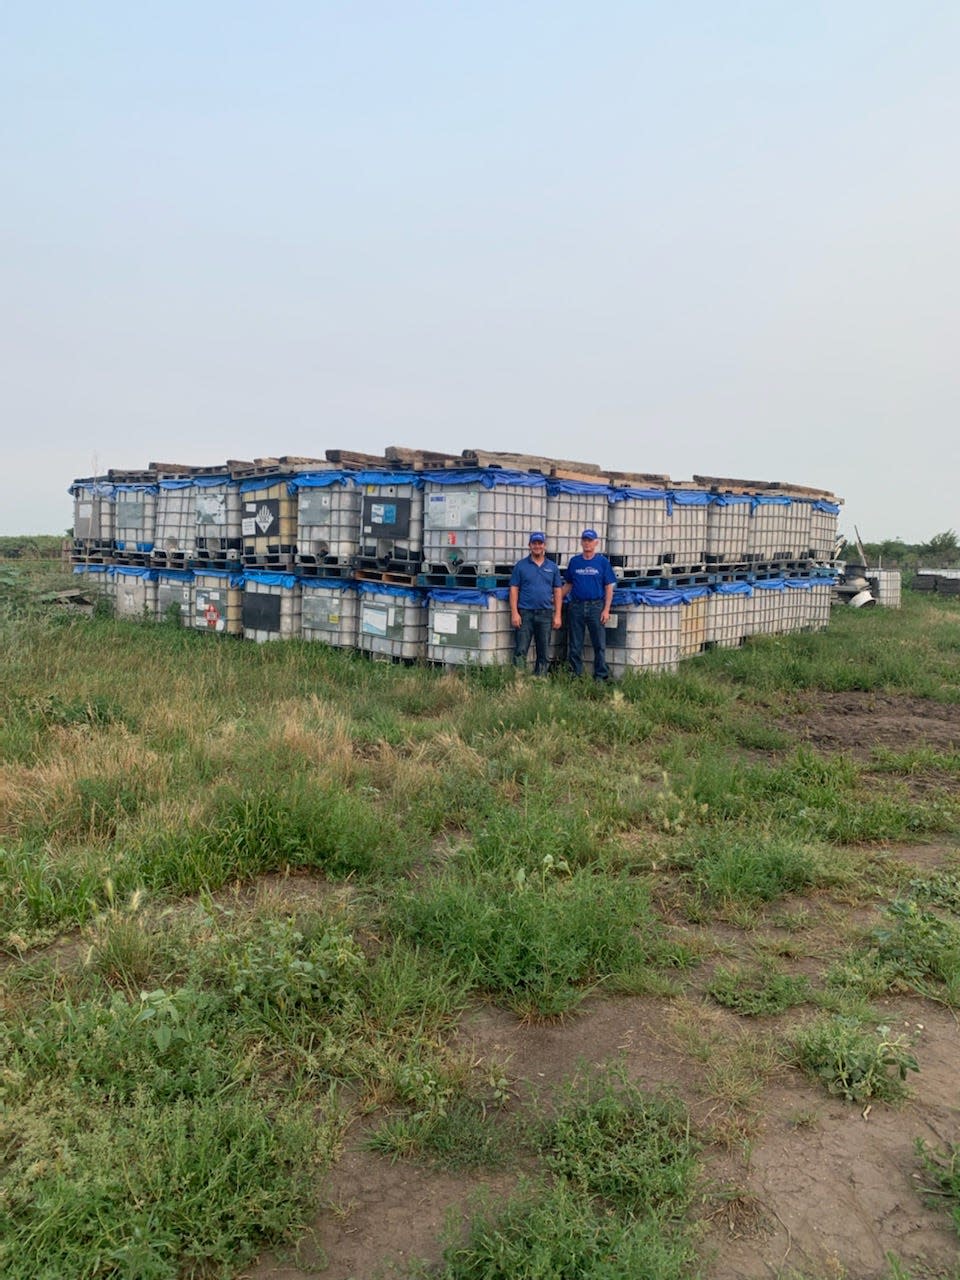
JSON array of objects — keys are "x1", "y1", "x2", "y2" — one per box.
[
  {"x1": 356, "y1": 581, "x2": 426, "y2": 602},
  {"x1": 751, "y1": 495, "x2": 792, "y2": 509},
  {"x1": 73, "y1": 563, "x2": 109, "y2": 575},
  {"x1": 714, "y1": 581, "x2": 753, "y2": 596},
  {"x1": 69, "y1": 481, "x2": 115, "y2": 498},
  {"x1": 813, "y1": 500, "x2": 841, "y2": 514},
  {"x1": 286, "y1": 471, "x2": 350, "y2": 493},
  {"x1": 349, "y1": 471, "x2": 425, "y2": 488},
  {"x1": 753, "y1": 578, "x2": 787, "y2": 591},
  {"x1": 239, "y1": 476, "x2": 296, "y2": 495},
  {"x1": 300, "y1": 578, "x2": 359, "y2": 592},
  {"x1": 668, "y1": 490, "x2": 711, "y2": 506},
  {"x1": 545, "y1": 479, "x2": 612, "y2": 497},
  {"x1": 155, "y1": 569, "x2": 194, "y2": 583},
  {"x1": 195, "y1": 569, "x2": 244, "y2": 586},
  {"x1": 784, "y1": 578, "x2": 813, "y2": 589},
  {"x1": 611, "y1": 588, "x2": 685, "y2": 607},
  {"x1": 427, "y1": 588, "x2": 509, "y2": 606},
  {"x1": 420, "y1": 469, "x2": 547, "y2": 490},
  {"x1": 679, "y1": 585, "x2": 711, "y2": 602},
  {"x1": 241, "y1": 571, "x2": 298, "y2": 588},
  {"x1": 112, "y1": 483, "x2": 158, "y2": 495},
  {"x1": 108, "y1": 566, "x2": 156, "y2": 580},
  {"x1": 607, "y1": 487, "x2": 668, "y2": 504},
  {"x1": 710, "y1": 493, "x2": 753, "y2": 507}
]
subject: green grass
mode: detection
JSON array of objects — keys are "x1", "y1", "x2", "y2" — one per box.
[{"x1": 3, "y1": 577, "x2": 960, "y2": 1276}]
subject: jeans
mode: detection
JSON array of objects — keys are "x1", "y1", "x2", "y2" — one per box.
[
  {"x1": 566, "y1": 599, "x2": 609, "y2": 679},
  {"x1": 514, "y1": 608, "x2": 553, "y2": 675}
]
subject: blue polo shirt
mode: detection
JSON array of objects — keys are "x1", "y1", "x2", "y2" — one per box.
[
  {"x1": 564, "y1": 553, "x2": 617, "y2": 602},
  {"x1": 510, "y1": 555, "x2": 562, "y2": 610}
]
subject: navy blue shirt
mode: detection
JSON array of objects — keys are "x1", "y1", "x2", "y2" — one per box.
[
  {"x1": 564, "y1": 553, "x2": 617, "y2": 602},
  {"x1": 510, "y1": 555, "x2": 562, "y2": 610}
]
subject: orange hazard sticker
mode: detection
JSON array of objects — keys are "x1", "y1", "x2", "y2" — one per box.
[
  {"x1": 447, "y1": 532, "x2": 457, "y2": 545},
  {"x1": 204, "y1": 603, "x2": 221, "y2": 628}
]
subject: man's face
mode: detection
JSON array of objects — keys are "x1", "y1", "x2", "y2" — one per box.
[
  {"x1": 529, "y1": 540, "x2": 546, "y2": 559},
  {"x1": 581, "y1": 536, "x2": 598, "y2": 556}
]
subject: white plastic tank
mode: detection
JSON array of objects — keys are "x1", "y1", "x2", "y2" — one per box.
[
  {"x1": 426, "y1": 588, "x2": 515, "y2": 666},
  {"x1": 746, "y1": 578, "x2": 787, "y2": 636},
  {"x1": 239, "y1": 475, "x2": 299, "y2": 566},
  {"x1": 606, "y1": 487, "x2": 669, "y2": 577},
  {"x1": 70, "y1": 479, "x2": 115, "y2": 552},
  {"x1": 705, "y1": 494, "x2": 752, "y2": 565},
  {"x1": 662, "y1": 490, "x2": 710, "y2": 570},
  {"x1": 705, "y1": 582, "x2": 752, "y2": 648},
  {"x1": 678, "y1": 586, "x2": 711, "y2": 658},
  {"x1": 783, "y1": 578, "x2": 814, "y2": 632},
  {"x1": 301, "y1": 580, "x2": 360, "y2": 648},
  {"x1": 109, "y1": 566, "x2": 157, "y2": 620},
  {"x1": 808, "y1": 500, "x2": 841, "y2": 561},
  {"x1": 544, "y1": 480, "x2": 611, "y2": 570},
  {"x1": 747, "y1": 496, "x2": 791, "y2": 563},
  {"x1": 154, "y1": 472, "x2": 243, "y2": 566},
  {"x1": 583, "y1": 588, "x2": 683, "y2": 677},
  {"x1": 241, "y1": 571, "x2": 302, "y2": 642},
  {"x1": 290, "y1": 472, "x2": 363, "y2": 570},
  {"x1": 352, "y1": 470, "x2": 425, "y2": 571},
  {"x1": 867, "y1": 570, "x2": 902, "y2": 608},
  {"x1": 357, "y1": 583, "x2": 428, "y2": 660},
  {"x1": 113, "y1": 483, "x2": 157, "y2": 557},
  {"x1": 192, "y1": 569, "x2": 243, "y2": 635},
  {"x1": 421, "y1": 470, "x2": 548, "y2": 576}
]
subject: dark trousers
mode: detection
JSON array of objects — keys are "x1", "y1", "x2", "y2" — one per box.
[
  {"x1": 567, "y1": 599, "x2": 609, "y2": 679},
  {"x1": 514, "y1": 608, "x2": 553, "y2": 674}
]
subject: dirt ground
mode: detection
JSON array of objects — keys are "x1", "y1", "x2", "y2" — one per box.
[{"x1": 249, "y1": 692, "x2": 960, "y2": 1280}]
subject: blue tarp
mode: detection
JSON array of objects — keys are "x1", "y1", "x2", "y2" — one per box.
[
  {"x1": 73, "y1": 563, "x2": 109, "y2": 575},
  {"x1": 710, "y1": 493, "x2": 753, "y2": 507},
  {"x1": 114, "y1": 541, "x2": 154, "y2": 552},
  {"x1": 241, "y1": 571, "x2": 298, "y2": 589},
  {"x1": 349, "y1": 471, "x2": 425, "y2": 488},
  {"x1": 668, "y1": 490, "x2": 711, "y2": 506},
  {"x1": 194, "y1": 568, "x2": 244, "y2": 586},
  {"x1": 784, "y1": 578, "x2": 813, "y2": 590},
  {"x1": 612, "y1": 588, "x2": 685, "y2": 607},
  {"x1": 154, "y1": 569, "x2": 194, "y2": 583},
  {"x1": 607, "y1": 487, "x2": 668, "y2": 504},
  {"x1": 300, "y1": 578, "x2": 359, "y2": 592},
  {"x1": 715, "y1": 581, "x2": 753, "y2": 596},
  {"x1": 753, "y1": 578, "x2": 787, "y2": 591},
  {"x1": 112, "y1": 483, "x2": 158, "y2": 495},
  {"x1": 751, "y1": 495, "x2": 791, "y2": 510},
  {"x1": 69, "y1": 481, "x2": 114, "y2": 498},
  {"x1": 286, "y1": 471, "x2": 350, "y2": 494},
  {"x1": 427, "y1": 587, "x2": 510, "y2": 606},
  {"x1": 545, "y1": 479, "x2": 612, "y2": 497},
  {"x1": 679, "y1": 585, "x2": 711, "y2": 602},
  {"x1": 239, "y1": 475, "x2": 297, "y2": 495},
  {"x1": 419, "y1": 469, "x2": 547, "y2": 490},
  {"x1": 108, "y1": 566, "x2": 156, "y2": 580},
  {"x1": 356, "y1": 581, "x2": 427, "y2": 603},
  {"x1": 813, "y1": 499, "x2": 841, "y2": 515}
]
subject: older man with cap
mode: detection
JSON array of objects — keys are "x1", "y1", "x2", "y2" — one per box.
[
  {"x1": 562, "y1": 529, "x2": 617, "y2": 680},
  {"x1": 509, "y1": 532, "x2": 563, "y2": 675}
]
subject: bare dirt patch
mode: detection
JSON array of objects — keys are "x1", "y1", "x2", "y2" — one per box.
[{"x1": 784, "y1": 692, "x2": 960, "y2": 759}]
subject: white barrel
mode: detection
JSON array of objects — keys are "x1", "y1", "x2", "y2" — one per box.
[
  {"x1": 110, "y1": 566, "x2": 157, "y2": 620},
  {"x1": 422, "y1": 470, "x2": 547, "y2": 576},
  {"x1": 357, "y1": 583, "x2": 428, "y2": 660},
  {"x1": 301, "y1": 580, "x2": 359, "y2": 648},
  {"x1": 544, "y1": 480, "x2": 611, "y2": 570},
  {"x1": 154, "y1": 569, "x2": 193, "y2": 624},
  {"x1": 426, "y1": 588, "x2": 515, "y2": 666},
  {"x1": 705, "y1": 494, "x2": 752, "y2": 564},
  {"x1": 291, "y1": 472, "x2": 363, "y2": 569},
  {"x1": 193, "y1": 569, "x2": 243, "y2": 635},
  {"x1": 706, "y1": 583, "x2": 752, "y2": 648},
  {"x1": 606, "y1": 487, "x2": 669, "y2": 577},
  {"x1": 662, "y1": 491, "x2": 710, "y2": 570},
  {"x1": 241, "y1": 572, "x2": 302, "y2": 642},
  {"x1": 352, "y1": 471, "x2": 425, "y2": 571},
  {"x1": 113, "y1": 484, "x2": 157, "y2": 555}
]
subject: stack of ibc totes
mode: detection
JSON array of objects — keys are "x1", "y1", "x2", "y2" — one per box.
[
  {"x1": 290, "y1": 472, "x2": 362, "y2": 571},
  {"x1": 357, "y1": 583, "x2": 428, "y2": 660},
  {"x1": 70, "y1": 479, "x2": 115, "y2": 559},
  {"x1": 154, "y1": 471, "x2": 242, "y2": 567},
  {"x1": 544, "y1": 480, "x2": 611, "y2": 569},
  {"x1": 354, "y1": 470, "x2": 425, "y2": 573},
  {"x1": 426, "y1": 588, "x2": 513, "y2": 667},
  {"x1": 808, "y1": 499, "x2": 842, "y2": 561},
  {"x1": 421, "y1": 470, "x2": 547, "y2": 575},
  {"x1": 706, "y1": 582, "x2": 752, "y2": 648},
  {"x1": 241, "y1": 571, "x2": 302, "y2": 642},
  {"x1": 111, "y1": 477, "x2": 157, "y2": 560},
  {"x1": 783, "y1": 578, "x2": 814, "y2": 632},
  {"x1": 301, "y1": 579, "x2": 359, "y2": 648},
  {"x1": 606, "y1": 488, "x2": 669, "y2": 578},
  {"x1": 193, "y1": 570, "x2": 243, "y2": 635}
]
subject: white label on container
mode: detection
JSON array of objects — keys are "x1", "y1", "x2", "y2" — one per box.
[
  {"x1": 433, "y1": 611, "x2": 458, "y2": 635},
  {"x1": 242, "y1": 517, "x2": 256, "y2": 536},
  {"x1": 361, "y1": 606, "x2": 387, "y2": 637},
  {"x1": 468, "y1": 613, "x2": 479, "y2": 629},
  {"x1": 387, "y1": 607, "x2": 396, "y2": 626}
]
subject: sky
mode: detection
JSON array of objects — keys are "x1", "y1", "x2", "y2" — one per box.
[{"x1": 2, "y1": 2, "x2": 957, "y2": 543}]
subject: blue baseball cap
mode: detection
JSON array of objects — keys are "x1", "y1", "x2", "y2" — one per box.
[
  {"x1": 580, "y1": 529, "x2": 599, "y2": 540},
  {"x1": 528, "y1": 531, "x2": 546, "y2": 544}
]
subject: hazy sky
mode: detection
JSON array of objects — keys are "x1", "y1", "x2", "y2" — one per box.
[{"x1": 3, "y1": 3, "x2": 957, "y2": 542}]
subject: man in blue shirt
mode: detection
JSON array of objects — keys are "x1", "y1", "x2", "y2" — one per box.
[
  {"x1": 562, "y1": 529, "x2": 617, "y2": 680},
  {"x1": 509, "y1": 532, "x2": 563, "y2": 675}
]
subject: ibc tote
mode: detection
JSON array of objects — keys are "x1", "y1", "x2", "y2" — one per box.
[
  {"x1": 426, "y1": 588, "x2": 514, "y2": 667},
  {"x1": 705, "y1": 582, "x2": 752, "y2": 649},
  {"x1": 421, "y1": 469, "x2": 547, "y2": 576}
]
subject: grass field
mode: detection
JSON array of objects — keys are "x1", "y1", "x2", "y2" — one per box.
[{"x1": 2, "y1": 562, "x2": 959, "y2": 1279}]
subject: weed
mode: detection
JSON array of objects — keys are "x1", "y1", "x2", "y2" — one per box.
[
  {"x1": 915, "y1": 1138, "x2": 960, "y2": 1236},
  {"x1": 707, "y1": 964, "x2": 811, "y2": 1015},
  {"x1": 791, "y1": 1016, "x2": 919, "y2": 1102}
]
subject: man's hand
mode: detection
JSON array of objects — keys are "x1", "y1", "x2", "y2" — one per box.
[
  {"x1": 511, "y1": 612, "x2": 522, "y2": 628},
  {"x1": 552, "y1": 614, "x2": 562, "y2": 630}
]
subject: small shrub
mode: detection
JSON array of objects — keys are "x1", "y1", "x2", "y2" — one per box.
[
  {"x1": 707, "y1": 964, "x2": 811, "y2": 1015},
  {"x1": 792, "y1": 1016, "x2": 918, "y2": 1102}
]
